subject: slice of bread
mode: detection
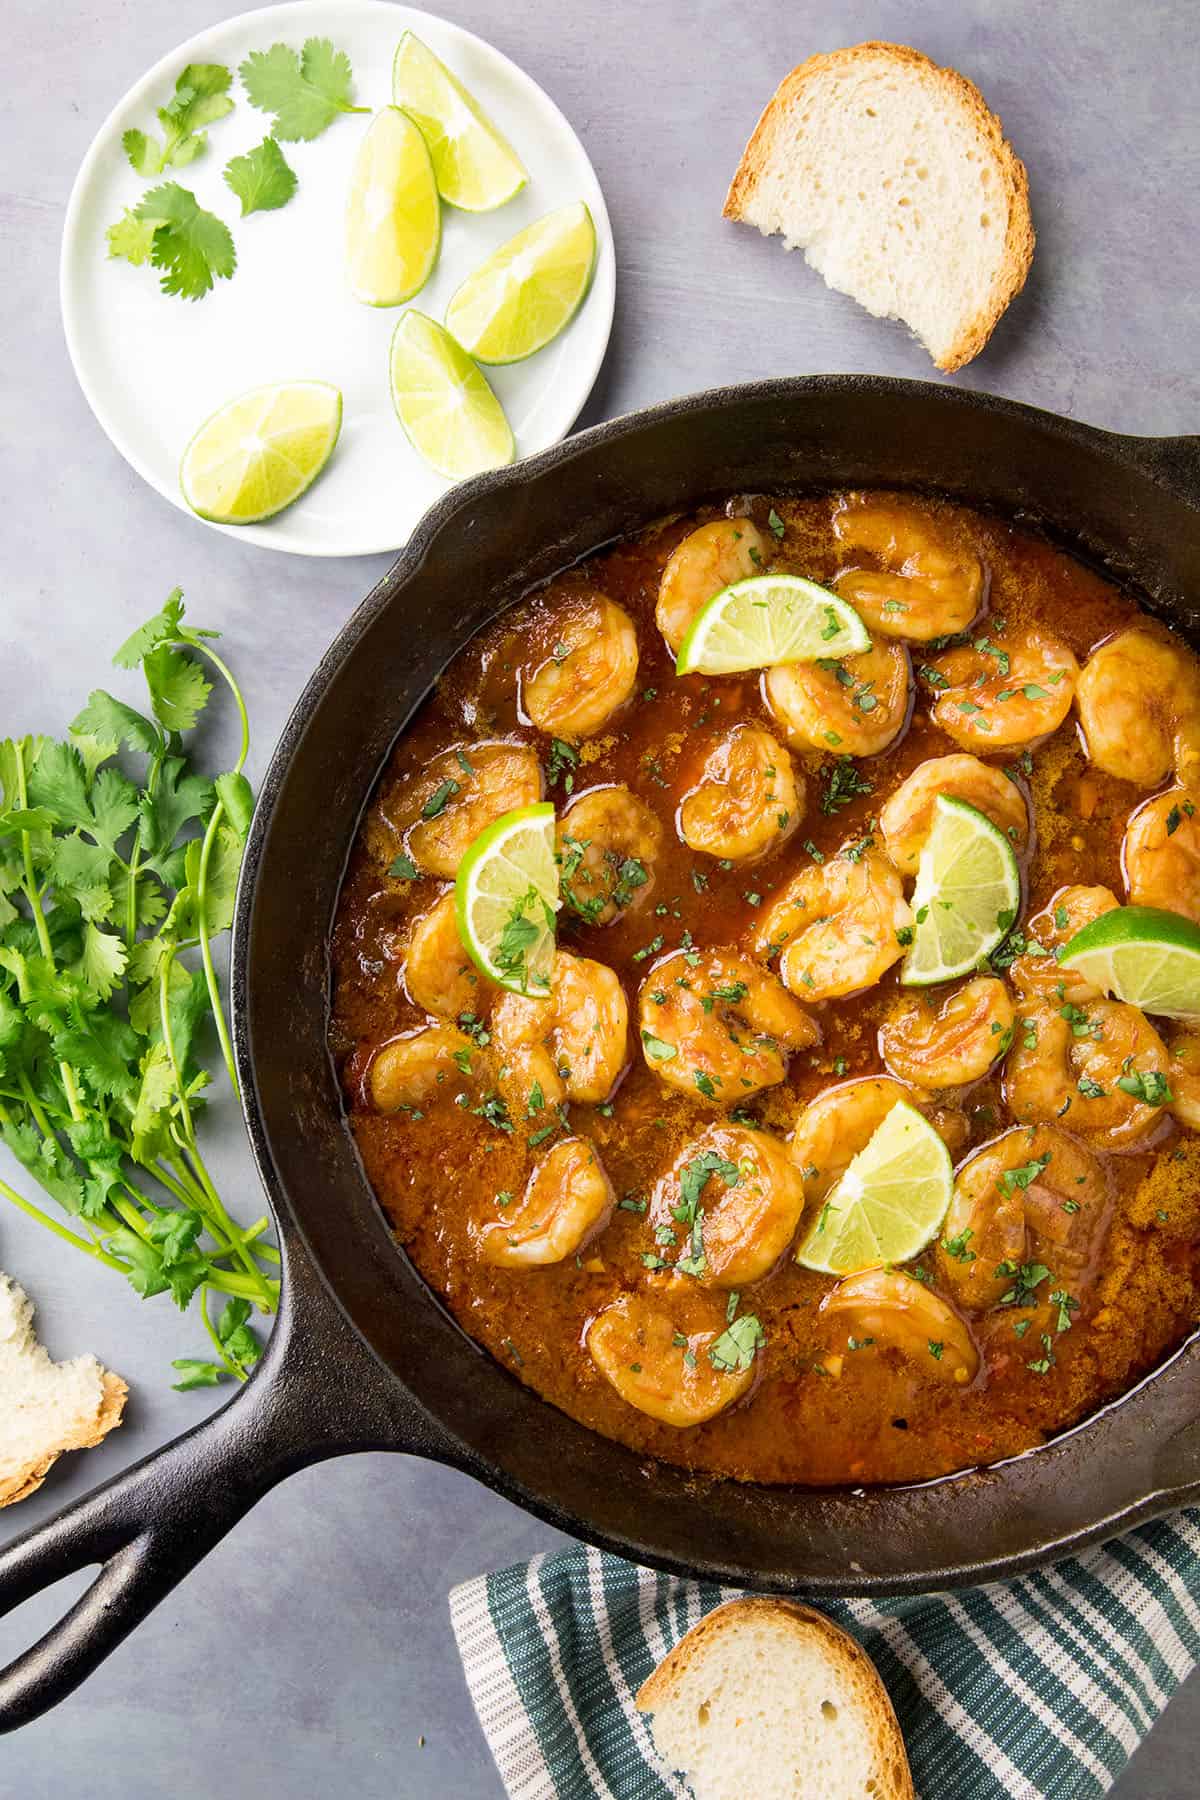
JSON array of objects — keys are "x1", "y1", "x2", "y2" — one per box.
[
  {"x1": 724, "y1": 41, "x2": 1034, "y2": 371},
  {"x1": 0, "y1": 1272, "x2": 127, "y2": 1508},
  {"x1": 636, "y1": 1596, "x2": 914, "y2": 1800}
]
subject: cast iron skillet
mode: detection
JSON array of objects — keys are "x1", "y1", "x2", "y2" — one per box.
[{"x1": 2, "y1": 376, "x2": 1200, "y2": 1731}]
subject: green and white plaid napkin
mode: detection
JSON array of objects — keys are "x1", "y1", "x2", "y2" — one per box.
[{"x1": 450, "y1": 1512, "x2": 1200, "y2": 1799}]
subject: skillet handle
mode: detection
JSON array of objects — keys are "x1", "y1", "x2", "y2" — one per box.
[
  {"x1": 1118, "y1": 432, "x2": 1200, "y2": 501},
  {"x1": 0, "y1": 1231, "x2": 455, "y2": 1732}
]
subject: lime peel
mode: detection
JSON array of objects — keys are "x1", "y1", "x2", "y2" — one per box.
[
  {"x1": 455, "y1": 801, "x2": 560, "y2": 995},
  {"x1": 675, "y1": 575, "x2": 870, "y2": 676},
  {"x1": 1059, "y1": 904, "x2": 1200, "y2": 1020},
  {"x1": 795, "y1": 1100, "x2": 953, "y2": 1275},
  {"x1": 901, "y1": 795, "x2": 1022, "y2": 987}
]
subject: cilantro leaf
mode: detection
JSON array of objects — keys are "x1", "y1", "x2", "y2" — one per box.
[
  {"x1": 171, "y1": 1358, "x2": 226, "y2": 1390},
  {"x1": 122, "y1": 63, "x2": 234, "y2": 174},
  {"x1": 138, "y1": 756, "x2": 214, "y2": 871},
  {"x1": 75, "y1": 922, "x2": 128, "y2": 1001},
  {"x1": 134, "y1": 183, "x2": 236, "y2": 302},
  {"x1": 113, "y1": 590, "x2": 189, "y2": 668},
  {"x1": 215, "y1": 770, "x2": 254, "y2": 838},
  {"x1": 143, "y1": 644, "x2": 212, "y2": 732},
  {"x1": 239, "y1": 37, "x2": 367, "y2": 141},
  {"x1": 72, "y1": 690, "x2": 161, "y2": 756},
  {"x1": 223, "y1": 136, "x2": 297, "y2": 215},
  {"x1": 106, "y1": 209, "x2": 158, "y2": 266}
]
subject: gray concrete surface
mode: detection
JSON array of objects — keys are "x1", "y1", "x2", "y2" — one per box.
[{"x1": 2, "y1": 0, "x2": 1198, "y2": 1791}]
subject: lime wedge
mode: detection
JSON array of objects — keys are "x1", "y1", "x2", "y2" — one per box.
[
  {"x1": 1059, "y1": 905, "x2": 1200, "y2": 1020},
  {"x1": 675, "y1": 576, "x2": 870, "y2": 676},
  {"x1": 392, "y1": 31, "x2": 527, "y2": 212},
  {"x1": 795, "y1": 1101, "x2": 952, "y2": 1274},
  {"x1": 345, "y1": 107, "x2": 440, "y2": 306},
  {"x1": 389, "y1": 311, "x2": 514, "y2": 478},
  {"x1": 456, "y1": 802, "x2": 560, "y2": 995},
  {"x1": 901, "y1": 795, "x2": 1021, "y2": 987},
  {"x1": 180, "y1": 381, "x2": 342, "y2": 525},
  {"x1": 443, "y1": 202, "x2": 597, "y2": 364}
]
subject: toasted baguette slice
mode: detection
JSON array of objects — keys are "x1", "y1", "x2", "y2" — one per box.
[
  {"x1": 724, "y1": 42, "x2": 1034, "y2": 371},
  {"x1": 636, "y1": 1596, "x2": 914, "y2": 1800},
  {"x1": 0, "y1": 1272, "x2": 127, "y2": 1508}
]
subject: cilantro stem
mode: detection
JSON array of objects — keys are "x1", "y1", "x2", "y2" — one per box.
[
  {"x1": 180, "y1": 635, "x2": 248, "y2": 1100},
  {"x1": 0, "y1": 1171, "x2": 128, "y2": 1272},
  {"x1": 200, "y1": 1284, "x2": 242, "y2": 1379},
  {"x1": 176, "y1": 1134, "x2": 275, "y2": 1308},
  {"x1": 59, "y1": 1061, "x2": 86, "y2": 1124},
  {"x1": 13, "y1": 741, "x2": 53, "y2": 962}
]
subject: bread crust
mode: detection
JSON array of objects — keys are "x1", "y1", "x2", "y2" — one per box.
[
  {"x1": 636, "y1": 1594, "x2": 915, "y2": 1800},
  {"x1": 0, "y1": 1366, "x2": 127, "y2": 1509},
  {"x1": 723, "y1": 41, "x2": 1034, "y2": 371}
]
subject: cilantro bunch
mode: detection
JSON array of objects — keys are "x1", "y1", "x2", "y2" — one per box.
[{"x1": 0, "y1": 593, "x2": 278, "y2": 1387}]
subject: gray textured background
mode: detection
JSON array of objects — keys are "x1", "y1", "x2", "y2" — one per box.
[{"x1": 2, "y1": 0, "x2": 1198, "y2": 1792}]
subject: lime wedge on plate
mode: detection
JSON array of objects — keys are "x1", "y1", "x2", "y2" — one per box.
[
  {"x1": 901, "y1": 795, "x2": 1021, "y2": 986},
  {"x1": 180, "y1": 381, "x2": 342, "y2": 524},
  {"x1": 1059, "y1": 905, "x2": 1200, "y2": 1020},
  {"x1": 345, "y1": 107, "x2": 440, "y2": 306},
  {"x1": 444, "y1": 202, "x2": 597, "y2": 364},
  {"x1": 795, "y1": 1101, "x2": 952, "y2": 1274},
  {"x1": 389, "y1": 312, "x2": 514, "y2": 478},
  {"x1": 392, "y1": 31, "x2": 527, "y2": 211},
  {"x1": 675, "y1": 576, "x2": 870, "y2": 676},
  {"x1": 456, "y1": 802, "x2": 560, "y2": 994}
]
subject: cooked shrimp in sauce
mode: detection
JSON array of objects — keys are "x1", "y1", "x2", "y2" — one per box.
[{"x1": 333, "y1": 490, "x2": 1200, "y2": 1488}]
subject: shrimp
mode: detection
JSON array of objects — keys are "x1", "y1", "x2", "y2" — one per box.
[
  {"x1": 1008, "y1": 885, "x2": 1120, "y2": 1004},
  {"x1": 650, "y1": 1123, "x2": 807, "y2": 1287},
  {"x1": 880, "y1": 977, "x2": 1015, "y2": 1090},
  {"x1": 477, "y1": 1137, "x2": 614, "y2": 1267},
  {"x1": 403, "y1": 741, "x2": 542, "y2": 879},
  {"x1": 1075, "y1": 621, "x2": 1200, "y2": 787},
  {"x1": 879, "y1": 753, "x2": 1029, "y2": 875},
  {"x1": 821, "y1": 1269, "x2": 979, "y2": 1385},
  {"x1": 368, "y1": 1025, "x2": 471, "y2": 1112},
  {"x1": 938, "y1": 1125, "x2": 1108, "y2": 1313},
  {"x1": 586, "y1": 1293, "x2": 758, "y2": 1426},
  {"x1": 832, "y1": 501, "x2": 983, "y2": 642},
  {"x1": 637, "y1": 949, "x2": 818, "y2": 1105},
  {"x1": 557, "y1": 785, "x2": 663, "y2": 926},
  {"x1": 788, "y1": 1077, "x2": 966, "y2": 1207},
  {"x1": 404, "y1": 888, "x2": 490, "y2": 1020},
  {"x1": 763, "y1": 640, "x2": 911, "y2": 758},
  {"x1": 927, "y1": 626, "x2": 1078, "y2": 752},
  {"x1": 657, "y1": 518, "x2": 769, "y2": 654},
  {"x1": 1004, "y1": 998, "x2": 1172, "y2": 1148},
  {"x1": 492, "y1": 949, "x2": 628, "y2": 1113},
  {"x1": 1123, "y1": 788, "x2": 1200, "y2": 923},
  {"x1": 678, "y1": 725, "x2": 801, "y2": 862},
  {"x1": 753, "y1": 849, "x2": 912, "y2": 1001},
  {"x1": 523, "y1": 592, "x2": 639, "y2": 739},
  {"x1": 1166, "y1": 1028, "x2": 1200, "y2": 1130}
]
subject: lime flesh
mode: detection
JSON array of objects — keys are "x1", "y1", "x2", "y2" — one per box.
[
  {"x1": 345, "y1": 106, "x2": 440, "y2": 306},
  {"x1": 444, "y1": 201, "x2": 597, "y2": 364},
  {"x1": 392, "y1": 31, "x2": 527, "y2": 211},
  {"x1": 795, "y1": 1101, "x2": 953, "y2": 1275},
  {"x1": 1059, "y1": 904, "x2": 1200, "y2": 1020},
  {"x1": 901, "y1": 795, "x2": 1022, "y2": 986},
  {"x1": 675, "y1": 575, "x2": 870, "y2": 676},
  {"x1": 389, "y1": 311, "x2": 514, "y2": 479},
  {"x1": 456, "y1": 802, "x2": 559, "y2": 994},
  {"x1": 180, "y1": 381, "x2": 342, "y2": 524}
]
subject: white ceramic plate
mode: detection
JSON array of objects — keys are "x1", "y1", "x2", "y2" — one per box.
[{"x1": 60, "y1": 0, "x2": 615, "y2": 557}]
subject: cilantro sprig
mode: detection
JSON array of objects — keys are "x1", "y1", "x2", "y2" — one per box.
[
  {"x1": 0, "y1": 593, "x2": 277, "y2": 1386},
  {"x1": 122, "y1": 63, "x2": 235, "y2": 176},
  {"x1": 107, "y1": 183, "x2": 237, "y2": 301},
  {"x1": 239, "y1": 37, "x2": 368, "y2": 141}
]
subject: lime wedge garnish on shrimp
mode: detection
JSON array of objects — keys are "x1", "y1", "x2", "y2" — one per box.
[
  {"x1": 901, "y1": 796, "x2": 1022, "y2": 987},
  {"x1": 389, "y1": 311, "x2": 514, "y2": 478},
  {"x1": 1058, "y1": 905, "x2": 1200, "y2": 1020},
  {"x1": 456, "y1": 802, "x2": 560, "y2": 995},
  {"x1": 444, "y1": 202, "x2": 598, "y2": 364},
  {"x1": 345, "y1": 107, "x2": 441, "y2": 306},
  {"x1": 180, "y1": 381, "x2": 342, "y2": 524},
  {"x1": 392, "y1": 31, "x2": 527, "y2": 211},
  {"x1": 795, "y1": 1101, "x2": 952, "y2": 1274},
  {"x1": 675, "y1": 575, "x2": 870, "y2": 676}
]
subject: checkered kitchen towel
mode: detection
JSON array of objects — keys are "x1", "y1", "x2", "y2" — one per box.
[{"x1": 450, "y1": 1514, "x2": 1200, "y2": 1799}]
